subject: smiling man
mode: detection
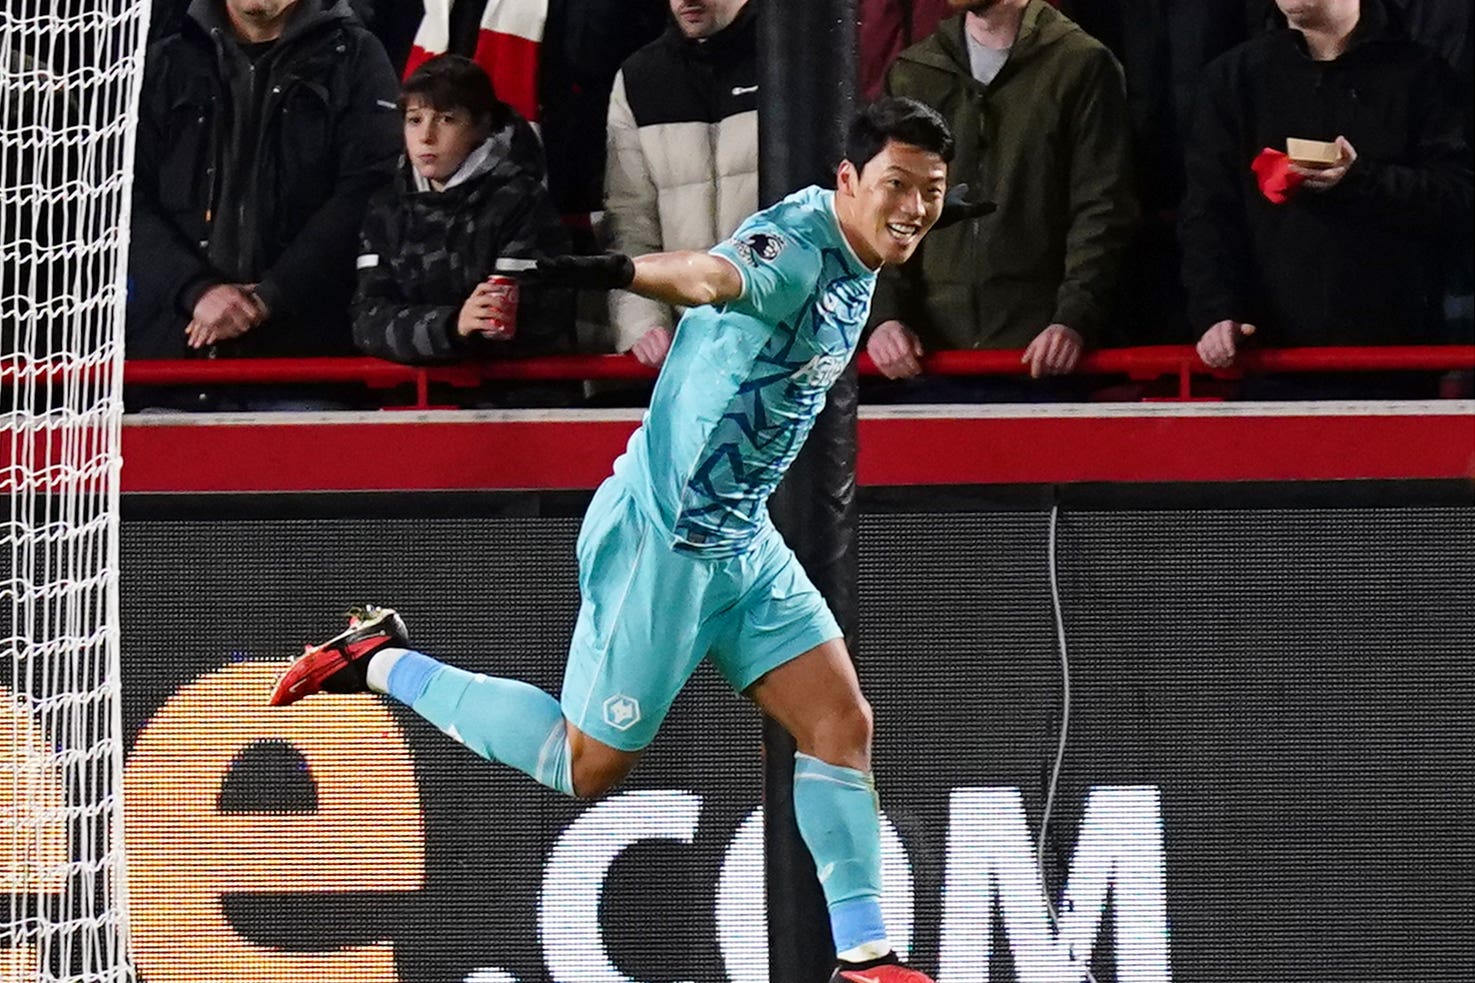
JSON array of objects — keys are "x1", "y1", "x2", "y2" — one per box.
[{"x1": 274, "y1": 97, "x2": 986, "y2": 982}]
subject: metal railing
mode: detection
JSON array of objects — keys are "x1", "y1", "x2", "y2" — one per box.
[{"x1": 3, "y1": 346, "x2": 1472, "y2": 408}]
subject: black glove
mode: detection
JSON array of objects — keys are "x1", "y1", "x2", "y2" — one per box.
[
  {"x1": 933, "y1": 183, "x2": 996, "y2": 230},
  {"x1": 512, "y1": 253, "x2": 636, "y2": 291}
]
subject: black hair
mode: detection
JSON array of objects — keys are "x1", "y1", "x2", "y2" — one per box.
[
  {"x1": 844, "y1": 96, "x2": 954, "y2": 171},
  {"x1": 398, "y1": 54, "x2": 507, "y2": 125}
]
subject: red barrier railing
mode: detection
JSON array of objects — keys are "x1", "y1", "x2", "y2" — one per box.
[{"x1": 3, "y1": 346, "x2": 1472, "y2": 407}]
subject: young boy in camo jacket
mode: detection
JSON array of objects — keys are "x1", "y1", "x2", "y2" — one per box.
[{"x1": 352, "y1": 54, "x2": 573, "y2": 365}]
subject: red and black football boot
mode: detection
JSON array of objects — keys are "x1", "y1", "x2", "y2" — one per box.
[
  {"x1": 268, "y1": 604, "x2": 408, "y2": 707},
  {"x1": 831, "y1": 954, "x2": 935, "y2": 983}
]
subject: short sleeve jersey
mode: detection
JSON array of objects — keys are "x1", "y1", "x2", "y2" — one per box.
[{"x1": 613, "y1": 186, "x2": 878, "y2": 557}]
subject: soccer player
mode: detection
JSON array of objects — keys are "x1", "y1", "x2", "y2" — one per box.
[{"x1": 272, "y1": 96, "x2": 985, "y2": 982}]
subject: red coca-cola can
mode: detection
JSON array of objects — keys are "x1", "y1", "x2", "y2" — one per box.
[{"x1": 482, "y1": 274, "x2": 519, "y2": 339}]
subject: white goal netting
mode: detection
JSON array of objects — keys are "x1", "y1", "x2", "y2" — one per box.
[{"x1": 1, "y1": 1, "x2": 148, "y2": 980}]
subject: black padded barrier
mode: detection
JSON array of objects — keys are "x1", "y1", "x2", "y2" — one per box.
[{"x1": 79, "y1": 481, "x2": 1474, "y2": 982}]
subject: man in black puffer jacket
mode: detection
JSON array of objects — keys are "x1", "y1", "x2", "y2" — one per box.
[
  {"x1": 352, "y1": 55, "x2": 573, "y2": 365},
  {"x1": 127, "y1": 0, "x2": 401, "y2": 371}
]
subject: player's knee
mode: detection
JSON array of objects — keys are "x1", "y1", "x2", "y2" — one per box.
[
  {"x1": 569, "y1": 749, "x2": 638, "y2": 800},
  {"x1": 837, "y1": 695, "x2": 874, "y2": 753},
  {"x1": 801, "y1": 695, "x2": 873, "y2": 769}
]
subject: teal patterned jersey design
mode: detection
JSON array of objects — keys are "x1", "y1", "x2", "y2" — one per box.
[{"x1": 614, "y1": 185, "x2": 878, "y2": 557}]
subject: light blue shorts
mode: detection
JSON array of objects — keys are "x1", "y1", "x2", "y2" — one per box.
[{"x1": 561, "y1": 476, "x2": 842, "y2": 751}]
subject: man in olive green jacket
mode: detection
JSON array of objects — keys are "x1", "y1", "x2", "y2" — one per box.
[{"x1": 868, "y1": 0, "x2": 1137, "y2": 389}]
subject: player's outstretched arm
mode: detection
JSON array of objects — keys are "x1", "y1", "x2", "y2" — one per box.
[
  {"x1": 629, "y1": 251, "x2": 743, "y2": 309},
  {"x1": 504, "y1": 251, "x2": 743, "y2": 309}
]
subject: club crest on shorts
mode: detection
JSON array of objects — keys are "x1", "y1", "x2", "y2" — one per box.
[
  {"x1": 603, "y1": 694, "x2": 642, "y2": 731},
  {"x1": 732, "y1": 231, "x2": 786, "y2": 266}
]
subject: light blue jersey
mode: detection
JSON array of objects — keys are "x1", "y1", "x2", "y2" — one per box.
[{"x1": 613, "y1": 185, "x2": 878, "y2": 557}]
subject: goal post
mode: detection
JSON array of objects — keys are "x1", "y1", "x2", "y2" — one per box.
[{"x1": 2, "y1": 1, "x2": 150, "y2": 979}]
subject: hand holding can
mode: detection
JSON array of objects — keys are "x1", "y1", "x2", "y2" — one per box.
[
  {"x1": 480, "y1": 275, "x2": 518, "y2": 339},
  {"x1": 458, "y1": 276, "x2": 519, "y2": 340}
]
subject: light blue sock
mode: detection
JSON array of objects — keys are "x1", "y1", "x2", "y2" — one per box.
[
  {"x1": 792, "y1": 752, "x2": 889, "y2": 958},
  {"x1": 385, "y1": 650, "x2": 574, "y2": 797}
]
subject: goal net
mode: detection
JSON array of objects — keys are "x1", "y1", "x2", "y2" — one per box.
[{"x1": 1, "y1": 1, "x2": 148, "y2": 979}]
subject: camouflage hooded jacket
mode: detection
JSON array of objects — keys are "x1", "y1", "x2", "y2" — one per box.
[{"x1": 351, "y1": 121, "x2": 574, "y2": 364}]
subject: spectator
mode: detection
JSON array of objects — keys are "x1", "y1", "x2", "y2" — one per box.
[
  {"x1": 867, "y1": 0, "x2": 1138, "y2": 400},
  {"x1": 352, "y1": 55, "x2": 573, "y2": 366},
  {"x1": 859, "y1": 3, "x2": 1090, "y2": 105},
  {"x1": 1252, "y1": 0, "x2": 1473, "y2": 84},
  {"x1": 127, "y1": 0, "x2": 401, "y2": 407},
  {"x1": 151, "y1": 0, "x2": 379, "y2": 44},
  {"x1": 1179, "y1": 0, "x2": 1473, "y2": 396},
  {"x1": 603, "y1": 0, "x2": 758, "y2": 369},
  {"x1": 393, "y1": 0, "x2": 669, "y2": 239}
]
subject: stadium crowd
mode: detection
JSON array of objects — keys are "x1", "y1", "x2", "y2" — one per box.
[{"x1": 122, "y1": 0, "x2": 1473, "y2": 408}]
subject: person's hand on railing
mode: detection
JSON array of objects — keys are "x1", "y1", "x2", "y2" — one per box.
[
  {"x1": 1197, "y1": 319, "x2": 1257, "y2": 368},
  {"x1": 1022, "y1": 323, "x2": 1084, "y2": 378},
  {"x1": 627, "y1": 326, "x2": 673, "y2": 368},
  {"x1": 867, "y1": 319, "x2": 925, "y2": 379}
]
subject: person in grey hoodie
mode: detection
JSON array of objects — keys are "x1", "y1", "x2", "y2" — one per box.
[{"x1": 352, "y1": 55, "x2": 573, "y2": 365}]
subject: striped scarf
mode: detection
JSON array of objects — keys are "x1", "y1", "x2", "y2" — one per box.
[{"x1": 403, "y1": 0, "x2": 548, "y2": 123}]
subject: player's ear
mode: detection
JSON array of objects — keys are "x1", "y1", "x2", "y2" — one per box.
[{"x1": 836, "y1": 159, "x2": 858, "y2": 198}]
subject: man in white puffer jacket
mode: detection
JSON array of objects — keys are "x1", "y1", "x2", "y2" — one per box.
[{"x1": 604, "y1": 0, "x2": 758, "y2": 367}]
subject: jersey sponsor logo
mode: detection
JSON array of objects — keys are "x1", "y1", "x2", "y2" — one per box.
[
  {"x1": 732, "y1": 231, "x2": 786, "y2": 267},
  {"x1": 792, "y1": 352, "x2": 848, "y2": 388}
]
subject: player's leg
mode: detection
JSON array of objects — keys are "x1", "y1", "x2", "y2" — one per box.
[
  {"x1": 715, "y1": 535, "x2": 929, "y2": 981},
  {"x1": 268, "y1": 604, "x2": 627, "y2": 796},
  {"x1": 270, "y1": 477, "x2": 711, "y2": 799},
  {"x1": 368, "y1": 644, "x2": 643, "y2": 799},
  {"x1": 556, "y1": 479, "x2": 717, "y2": 794},
  {"x1": 746, "y1": 642, "x2": 898, "y2": 970}
]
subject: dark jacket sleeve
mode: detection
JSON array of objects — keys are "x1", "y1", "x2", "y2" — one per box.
[
  {"x1": 1178, "y1": 57, "x2": 1257, "y2": 333},
  {"x1": 252, "y1": 31, "x2": 402, "y2": 322},
  {"x1": 351, "y1": 178, "x2": 575, "y2": 365},
  {"x1": 1322, "y1": 55, "x2": 1473, "y2": 239},
  {"x1": 1053, "y1": 46, "x2": 1139, "y2": 343},
  {"x1": 126, "y1": 45, "x2": 222, "y2": 358},
  {"x1": 351, "y1": 194, "x2": 467, "y2": 365}
]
